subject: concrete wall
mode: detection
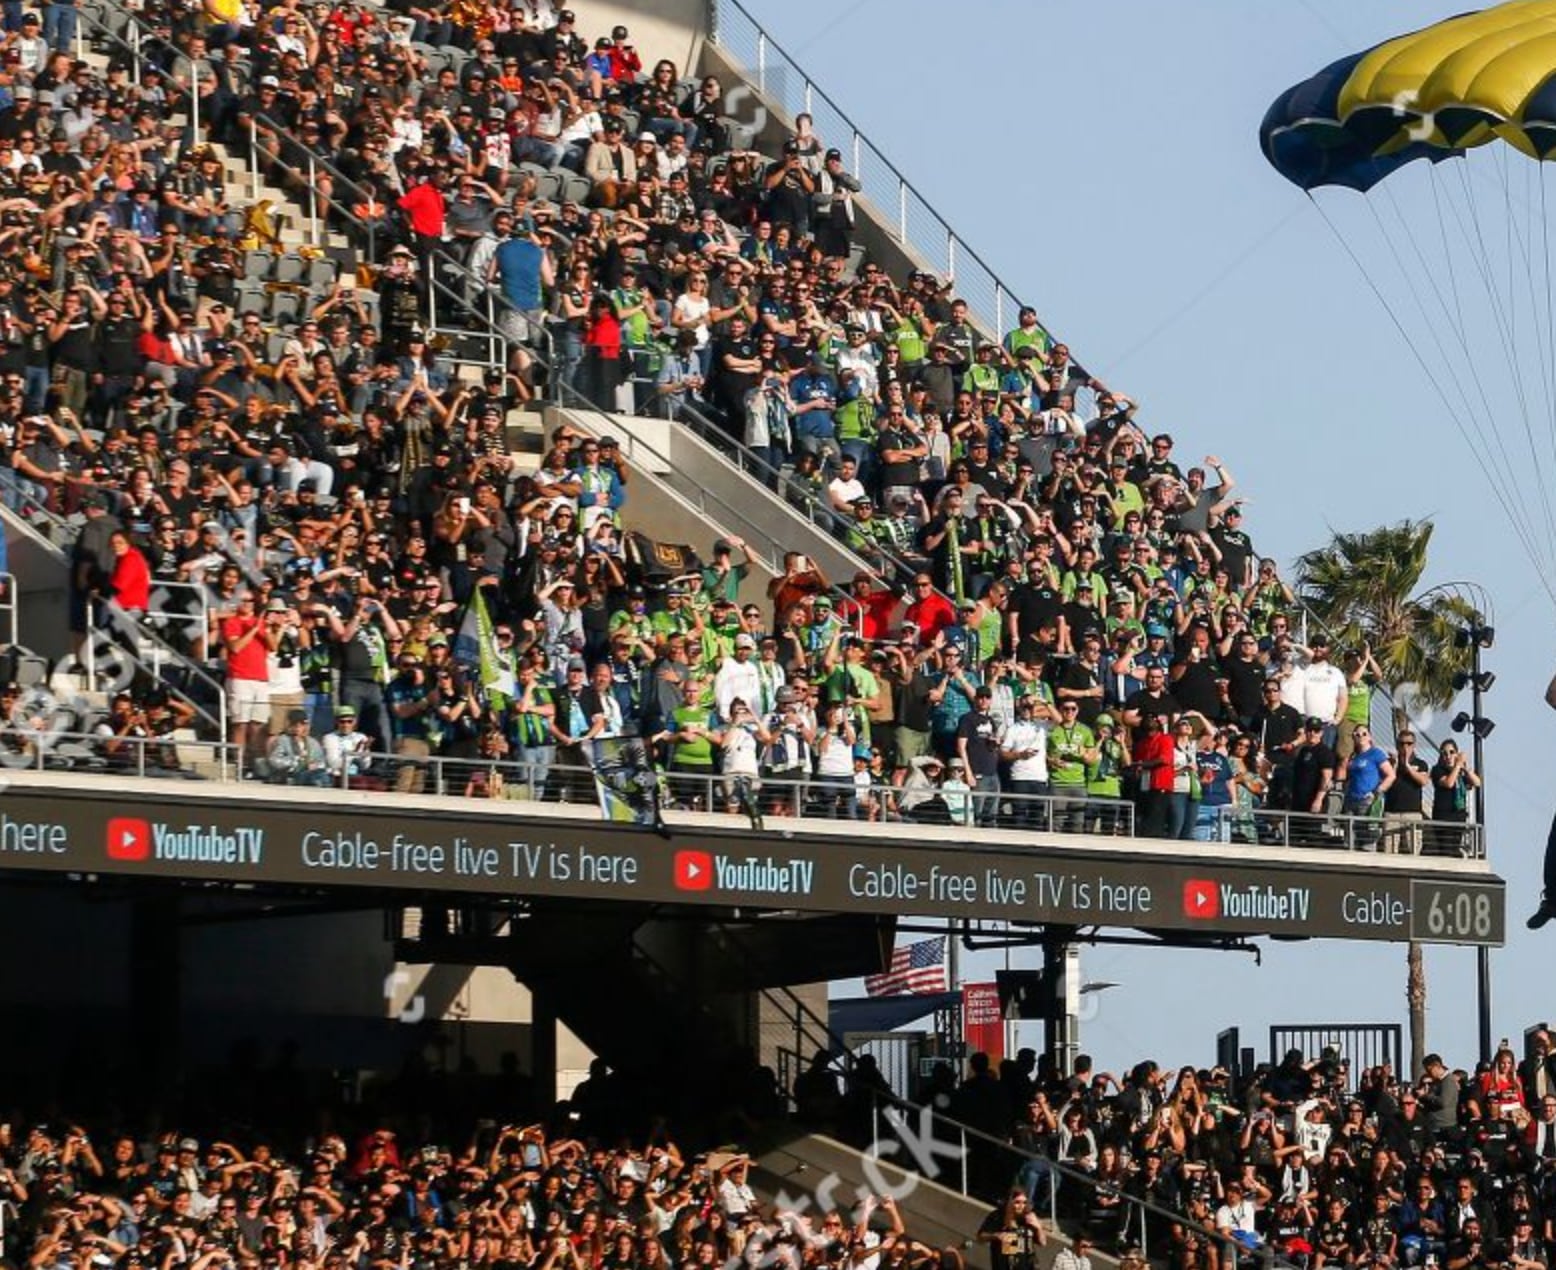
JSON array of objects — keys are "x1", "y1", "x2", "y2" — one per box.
[
  {"x1": 3, "y1": 505, "x2": 71, "y2": 660},
  {"x1": 753, "y1": 1133, "x2": 994, "y2": 1268},
  {"x1": 545, "y1": 407, "x2": 875, "y2": 606}
]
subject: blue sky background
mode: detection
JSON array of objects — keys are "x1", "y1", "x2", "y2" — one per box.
[{"x1": 735, "y1": 0, "x2": 1556, "y2": 1071}]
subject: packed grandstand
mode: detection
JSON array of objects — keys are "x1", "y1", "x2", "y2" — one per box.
[
  {"x1": 0, "y1": 0, "x2": 1486, "y2": 850},
  {"x1": 8, "y1": 1036, "x2": 1556, "y2": 1270},
  {"x1": 0, "y1": 5, "x2": 1527, "y2": 1270}
]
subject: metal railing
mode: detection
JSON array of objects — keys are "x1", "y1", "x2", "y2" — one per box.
[
  {"x1": 707, "y1": 0, "x2": 1056, "y2": 355},
  {"x1": 82, "y1": 597, "x2": 227, "y2": 739},
  {"x1": 138, "y1": 580, "x2": 211, "y2": 655},
  {"x1": 9, "y1": 731, "x2": 1490, "y2": 857},
  {"x1": 859, "y1": 1087, "x2": 1281, "y2": 1270},
  {"x1": 0, "y1": 727, "x2": 234, "y2": 781},
  {"x1": 1267, "y1": 1023, "x2": 1403, "y2": 1083},
  {"x1": 0, "y1": 571, "x2": 15, "y2": 648}
]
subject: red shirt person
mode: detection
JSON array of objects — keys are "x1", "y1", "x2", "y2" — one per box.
[
  {"x1": 107, "y1": 530, "x2": 150, "y2": 614},
  {"x1": 903, "y1": 573, "x2": 956, "y2": 643},
  {"x1": 397, "y1": 170, "x2": 448, "y2": 257},
  {"x1": 836, "y1": 572, "x2": 900, "y2": 641},
  {"x1": 220, "y1": 592, "x2": 280, "y2": 764}
]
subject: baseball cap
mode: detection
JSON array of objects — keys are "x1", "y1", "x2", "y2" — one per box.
[{"x1": 734, "y1": 633, "x2": 756, "y2": 650}]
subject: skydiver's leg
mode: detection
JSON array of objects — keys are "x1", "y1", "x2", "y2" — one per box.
[{"x1": 1527, "y1": 807, "x2": 1556, "y2": 929}]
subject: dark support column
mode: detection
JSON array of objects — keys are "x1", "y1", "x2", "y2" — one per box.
[
  {"x1": 130, "y1": 895, "x2": 182, "y2": 1097},
  {"x1": 1041, "y1": 931, "x2": 1079, "y2": 1077},
  {"x1": 530, "y1": 989, "x2": 557, "y2": 1111}
]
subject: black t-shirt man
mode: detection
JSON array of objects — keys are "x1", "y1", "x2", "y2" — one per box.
[
  {"x1": 1291, "y1": 725, "x2": 1338, "y2": 813},
  {"x1": 1252, "y1": 689, "x2": 1304, "y2": 765},
  {"x1": 713, "y1": 320, "x2": 759, "y2": 416},
  {"x1": 1385, "y1": 741, "x2": 1431, "y2": 816},
  {"x1": 957, "y1": 697, "x2": 1001, "y2": 779},
  {"x1": 1123, "y1": 671, "x2": 1178, "y2": 728},
  {"x1": 1171, "y1": 646, "x2": 1223, "y2": 719},
  {"x1": 1223, "y1": 640, "x2": 1268, "y2": 724},
  {"x1": 1009, "y1": 579, "x2": 1063, "y2": 656}
]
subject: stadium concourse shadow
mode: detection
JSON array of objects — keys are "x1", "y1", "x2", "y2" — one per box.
[{"x1": 402, "y1": 901, "x2": 890, "y2": 1137}]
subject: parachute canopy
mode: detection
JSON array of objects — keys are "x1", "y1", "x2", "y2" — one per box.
[
  {"x1": 1260, "y1": 0, "x2": 1556, "y2": 191},
  {"x1": 1261, "y1": 1, "x2": 1556, "y2": 610}
]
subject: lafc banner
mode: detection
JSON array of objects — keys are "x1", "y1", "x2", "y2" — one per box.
[{"x1": 0, "y1": 780, "x2": 1506, "y2": 947}]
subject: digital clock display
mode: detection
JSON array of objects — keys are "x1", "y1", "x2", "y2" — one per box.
[{"x1": 1408, "y1": 879, "x2": 1504, "y2": 946}]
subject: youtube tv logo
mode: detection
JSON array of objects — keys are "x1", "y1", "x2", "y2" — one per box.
[
  {"x1": 106, "y1": 817, "x2": 151, "y2": 861},
  {"x1": 673, "y1": 850, "x2": 713, "y2": 891},
  {"x1": 1183, "y1": 879, "x2": 1220, "y2": 920}
]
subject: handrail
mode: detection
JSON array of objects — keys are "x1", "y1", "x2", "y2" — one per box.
[
  {"x1": 706, "y1": 0, "x2": 1066, "y2": 368},
  {"x1": 78, "y1": 3, "x2": 193, "y2": 112},
  {"x1": 859, "y1": 1086, "x2": 1290, "y2": 1270},
  {"x1": 543, "y1": 405, "x2": 837, "y2": 582},
  {"x1": 84, "y1": 597, "x2": 227, "y2": 739},
  {"x1": 10, "y1": 732, "x2": 1484, "y2": 856},
  {"x1": 669, "y1": 397, "x2": 937, "y2": 587},
  {"x1": 0, "y1": 571, "x2": 15, "y2": 648}
]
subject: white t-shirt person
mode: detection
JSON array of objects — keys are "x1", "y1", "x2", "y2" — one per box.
[
  {"x1": 1215, "y1": 1182, "x2": 1264, "y2": 1243},
  {"x1": 1298, "y1": 644, "x2": 1347, "y2": 723},
  {"x1": 1001, "y1": 711, "x2": 1050, "y2": 784}
]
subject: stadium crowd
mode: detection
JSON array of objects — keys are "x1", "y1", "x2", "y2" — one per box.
[
  {"x1": 0, "y1": 1103, "x2": 964, "y2": 1270},
  {"x1": 827, "y1": 1032, "x2": 1556, "y2": 1270},
  {"x1": 10, "y1": 1034, "x2": 1556, "y2": 1270},
  {"x1": 0, "y1": 0, "x2": 1481, "y2": 848}
]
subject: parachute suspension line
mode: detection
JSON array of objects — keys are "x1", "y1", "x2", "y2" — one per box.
[
  {"x1": 1521, "y1": 158, "x2": 1556, "y2": 497},
  {"x1": 1448, "y1": 158, "x2": 1556, "y2": 575},
  {"x1": 1369, "y1": 186, "x2": 1541, "y2": 570},
  {"x1": 1424, "y1": 169, "x2": 1551, "y2": 568},
  {"x1": 1490, "y1": 147, "x2": 1556, "y2": 567},
  {"x1": 1306, "y1": 193, "x2": 1556, "y2": 610},
  {"x1": 1540, "y1": 164, "x2": 1556, "y2": 523},
  {"x1": 1377, "y1": 181, "x2": 1531, "y2": 540}
]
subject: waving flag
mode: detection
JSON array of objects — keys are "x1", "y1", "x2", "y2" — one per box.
[
  {"x1": 866, "y1": 937, "x2": 947, "y2": 997},
  {"x1": 453, "y1": 587, "x2": 514, "y2": 707}
]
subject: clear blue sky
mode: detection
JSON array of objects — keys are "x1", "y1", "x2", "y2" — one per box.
[{"x1": 735, "y1": 0, "x2": 1556, "y2": 1072}]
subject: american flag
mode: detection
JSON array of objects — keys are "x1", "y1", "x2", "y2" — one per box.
[{"x1": 866, "y1": 937, "x2": 948, "y2": 997}]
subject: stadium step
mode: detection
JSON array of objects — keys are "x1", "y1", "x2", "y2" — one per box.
[{"x1": 748, "y1": 1132, "x2": 997, "y2": 1270}]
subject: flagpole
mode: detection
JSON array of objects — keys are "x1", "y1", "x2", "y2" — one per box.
[
  {"x1": 947, "y1": 917, "x2": 960, "y2": 990},
  {"x1": 1003, "y1": 941, "x2": 1014, "y2": 1059},
  {"x1": 947, "y1": 917, "x2": 962, "y2": 1067}
]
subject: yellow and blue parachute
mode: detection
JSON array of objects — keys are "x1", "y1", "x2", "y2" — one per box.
[
  {"x1": 1262, "y1": 0, "x2": 1556, "y2": 608},
  {"x1": 1261, "y1": 0, "x2": 1556, "y2": 190}
]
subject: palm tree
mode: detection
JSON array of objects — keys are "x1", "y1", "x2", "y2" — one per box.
[{"x1": 1295, "y1": 520, "x2": 1476, "y2": 1078}]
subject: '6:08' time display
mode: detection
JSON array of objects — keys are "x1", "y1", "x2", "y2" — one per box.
[{"x1": 1408, "y1": 879, "x2": 1503, "y2": 946}]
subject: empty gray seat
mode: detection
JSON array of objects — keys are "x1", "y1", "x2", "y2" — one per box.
[
  {"x1": 267, "y1": 291, "x2": 301, "y2": 326},
  {"x1": 533, "y1": 171, "x2": 564, "y2": 203},
  {"x1": 274, "y1": 253, "x2": 307, "y2": 284},
  {"x1": 559, "y1": 172, "x2": 592, "y2": 206},
  {"x1": 242, "y1": 249, "x2": 274, "y2": 281}
]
